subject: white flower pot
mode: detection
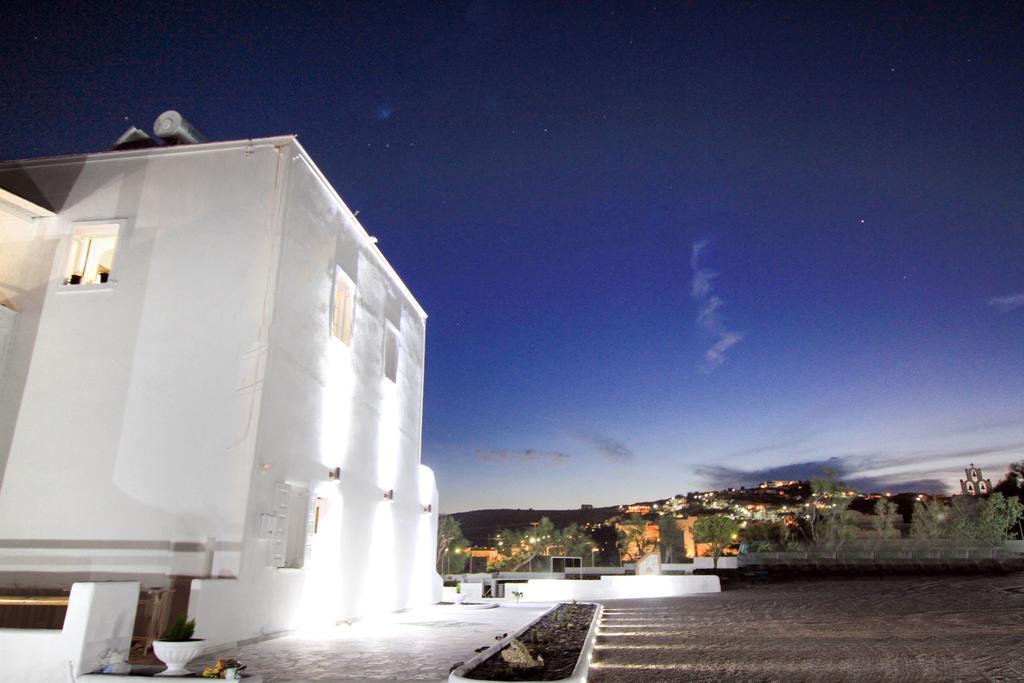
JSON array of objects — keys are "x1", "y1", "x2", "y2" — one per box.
[{"x1": 152, "y1": 639, "x2": 205, "y2": 676}]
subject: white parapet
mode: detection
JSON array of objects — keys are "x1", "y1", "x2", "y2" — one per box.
[
  {"x1": 0, "y1": 581, "x2": 139, "y2": 683},
  {"x1": 512, "y1": 574, "x2": 720, "y2": 602}
]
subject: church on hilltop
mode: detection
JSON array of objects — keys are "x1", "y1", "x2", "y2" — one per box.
[{"x1": 960, "y1": 464, "x2": 992, "y2": 497}]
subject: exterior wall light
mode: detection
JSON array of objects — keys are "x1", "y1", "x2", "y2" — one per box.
[
  {"x1": 383, "y1": 489, "x2": 394, "y2": 501},
  {"x1": 422, "y1": 504, "x2": 432, "y2": 513},
  {"x1": 328, "y1": 467, "x2": 341, "y2": 481}
]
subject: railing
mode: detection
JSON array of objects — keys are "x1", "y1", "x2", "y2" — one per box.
[
  {"x1": 740, "y1": 542, "x2": 1022, "y2": 573},
  {"x1": 0, "y1": 596, "x2": 70, "y2": 606},
  {"x1": 131, "y1": 588, "x2": 173, "y2": 657},
  {"x1": 0, "y1": 586, "x2": 172, "y2": 652},
  {"x1": 0, "y1": 591, "x2": 71, "y2": 629}
]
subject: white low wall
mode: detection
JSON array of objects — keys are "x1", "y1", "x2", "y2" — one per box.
[
  {"x1": 691, "y1": 557, "x2": 738, "y2": 570},
  {"x1": 0, "y1": 581, "x2": 139, "y2": 683},
  {"x1": 513, "y1": 575, "x2": 720, "y2": 602},
  {"x1": 0, "y1": 629, "x2": 65, "y2": 683},
  {"x1": 1005, "y1": 540, "x2": 1024, "y2": 554}
]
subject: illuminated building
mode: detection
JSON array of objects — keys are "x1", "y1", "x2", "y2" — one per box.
[{"x1": 0, "y1": 113, "x2": 440, "y2": 650}]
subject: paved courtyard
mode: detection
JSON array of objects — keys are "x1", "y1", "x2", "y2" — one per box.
[
  {"x1": 590, "y1": 573, "x2": 1024, "y2": 682},
  {"x1": 197, "y1": 573, "x2": 1024, "y2": 682},
  {"x1": 202, "y1": 602, "x2": 548, "y2": 682}
]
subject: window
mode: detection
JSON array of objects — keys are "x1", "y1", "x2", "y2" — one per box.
[
  {"x1": 64, "y1": 224, "x2": 119, "y2": 286},
  {"x1": 383, "y1": 322, "x2": 399, "y2": 382},
  {"x1": 331, "y1": 266, "x2": 355, "y2": 344}
]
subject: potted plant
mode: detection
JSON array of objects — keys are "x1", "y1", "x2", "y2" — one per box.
[{"x1": 153, "y1": 616, "x2": 205, "y2": 676}]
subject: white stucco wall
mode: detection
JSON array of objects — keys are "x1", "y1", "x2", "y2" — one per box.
[
  {"x1": 188, "y1": 145, "x2": 439, "y2": 646},
  {"x1": 512, "y1": 575, "x2": 721, "y2": 601},
  {"x1": 0, "y1": 581, "x2": 139, "y2": 683},
  {"x1": 0, "y1": 137, "x2": 439, "y2": 647},
  {"x1": 0, "y1": 142, "x2": 284, "y2": 576}
]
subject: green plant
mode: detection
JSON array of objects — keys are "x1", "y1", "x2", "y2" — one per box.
[
  {"x1": 873, "y1": 498, "x2": 901, "y2": 540},
  {"x1": 162, "y1": 615, "x2": 197, "y2": 641},
  {"x1": 693, "y1": 515, "x2": 740, "y2": 569}
]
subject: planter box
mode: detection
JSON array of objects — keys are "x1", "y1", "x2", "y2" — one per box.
[{"x1": 449, "y1": 603, "x2": 603, "y2": 683}]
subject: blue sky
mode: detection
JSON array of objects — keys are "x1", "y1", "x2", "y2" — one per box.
[{"x1": 2, "y1": 2, "x2": 1022, "y2": 511}]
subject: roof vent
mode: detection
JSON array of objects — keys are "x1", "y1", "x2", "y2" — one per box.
[{"x1": 153, "y1": 110, "x2": 207, "y2": 145}]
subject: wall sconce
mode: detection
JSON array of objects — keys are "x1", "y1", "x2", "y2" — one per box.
[
  {"x1": 383, "y1": 489, "x2": 394, "y2": 501},
  {"x1": 422, "y1": 504, "x2": 432, "y2": 513},
  {"x1": 328, "y1": 467, "x2": 341, "y2": 481}
]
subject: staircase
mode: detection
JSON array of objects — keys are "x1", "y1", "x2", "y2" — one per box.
[{"x1": 588, "y1": 604, "x2": 697, "y2": 682}]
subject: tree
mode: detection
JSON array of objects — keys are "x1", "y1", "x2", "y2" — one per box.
[
  {"x1": 657, "y1": 514, "x2": 685, "y2": 563},
  {"x1": 910, "y1": 499, "x2": 946, "y2": 540},
  {"x1": 994, "y1": 461, "x2": 1024, "y2": 507},
  {"x1": 803, "y1": 468, "x2": 856, "y2": 551},
  {"x1": 490, "y1": 517, "x2": 596, "y2": 571},
  {"x1": 616, "y1": 513, "x2": 656, "y2": 563},
  {"x1": 551, "y1": 522, "x2": 595, "y2": 560},
  {"x1": 872, "y1": 498, "x2": 901, "y2": 540},
  {"x1": 976, "y1": 493, "x2": 1024, "y2": 544},
  {"x1": 437, "y1": 515, "x2": 469, "y2": 574},
  {"x1": 913, "y1": 493, "x2": 1023, "y2": 545},
  {"x1": 693, "y1": 515, "x2": 739, "y2": 569},
  {"x1": 946, "y1": 496, "x2": 981, "y2": 543}
]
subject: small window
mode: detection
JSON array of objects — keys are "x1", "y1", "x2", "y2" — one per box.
[
  {"x1": 64, "y1": 224, "x2": 119, "y2": 286},
  {"x1": 331, "y1": 266, "x2": 356, "y2": 345},
  {"x1": 383, "y1": 322, "x2": 399, "y2": 383}
]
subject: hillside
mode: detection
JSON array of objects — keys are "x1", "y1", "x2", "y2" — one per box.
[{"x1": 449, "y1": 506, "x2": 620, "y2": 546}]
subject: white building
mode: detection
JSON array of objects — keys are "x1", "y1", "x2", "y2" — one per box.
[{"x1": 0, "y1": 115, "x2": 440, "y2": 649}]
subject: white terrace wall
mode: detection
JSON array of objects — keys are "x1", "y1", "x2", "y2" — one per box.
[
  {"x1": 0, "y1": 581, "x2": 139, "y2": 683},
  {"x1": 512, "y1": 575, "x2": 721, "y2": 602}
]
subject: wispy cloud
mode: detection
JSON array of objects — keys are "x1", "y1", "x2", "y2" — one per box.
[
  {"x1": 575, "y1": 434, "x2": 635, "y2": 462},
  {"x1": 695, "y1": 458, "x2": 946, "y2": 494},
  {"x1": 989, "y1": 292, "x2": 1024, "y2": 313},
  {"x1": 695, "y1": 442, "x2": 1024, "y2": 494},
  {"x1": 690, "y1": 240, "x2": 743, "y2": 371},
  {"x1": 476, "y1": 448, "x2": 572, "y2": 465}
]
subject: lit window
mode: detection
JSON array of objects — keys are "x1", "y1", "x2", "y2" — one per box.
[
  {"x1": 383, "y1": 322, "x2": 399, "y2": 382},
  {"x1": 64, "y1": 224, "x2": 119, "y2": 286},
  {"x1": 331, "y1": 266, "x2": 355, "y2": 345}
]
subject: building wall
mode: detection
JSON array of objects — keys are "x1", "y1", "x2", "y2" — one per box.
[
  {"x1": 0, "y1": 140, "x2": 439, "y2": 647},
  {"x1": 0, "y1": 143, "x2": 283, "y2": 576},
  {"x1": 187, "y1": 144, "x2": 440, "y2": 644}
]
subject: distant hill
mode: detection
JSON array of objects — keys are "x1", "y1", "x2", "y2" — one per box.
[{"x1": 449, "y1": 506, "x2": 620, "y2": 546}]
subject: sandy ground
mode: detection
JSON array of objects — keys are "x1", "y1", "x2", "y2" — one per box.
[{"x1": 589, "y1": 573, "x2": 1024, "y2": 682}]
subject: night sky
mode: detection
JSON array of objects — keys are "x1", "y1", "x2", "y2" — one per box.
[{"x1": 3, "y1": 2, "x2": 1022, "y2": 512}]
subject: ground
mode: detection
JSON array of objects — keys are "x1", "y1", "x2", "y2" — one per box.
[
  {"x1": 197, "y1": 573, "x2": 1024, "y2": 682},
  {"x1": 590, "y1": 573, "x2": 1024, "y2": 682},
  {"x1": 201, "y1": 602, "x2": 548, "y2": 682}
]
